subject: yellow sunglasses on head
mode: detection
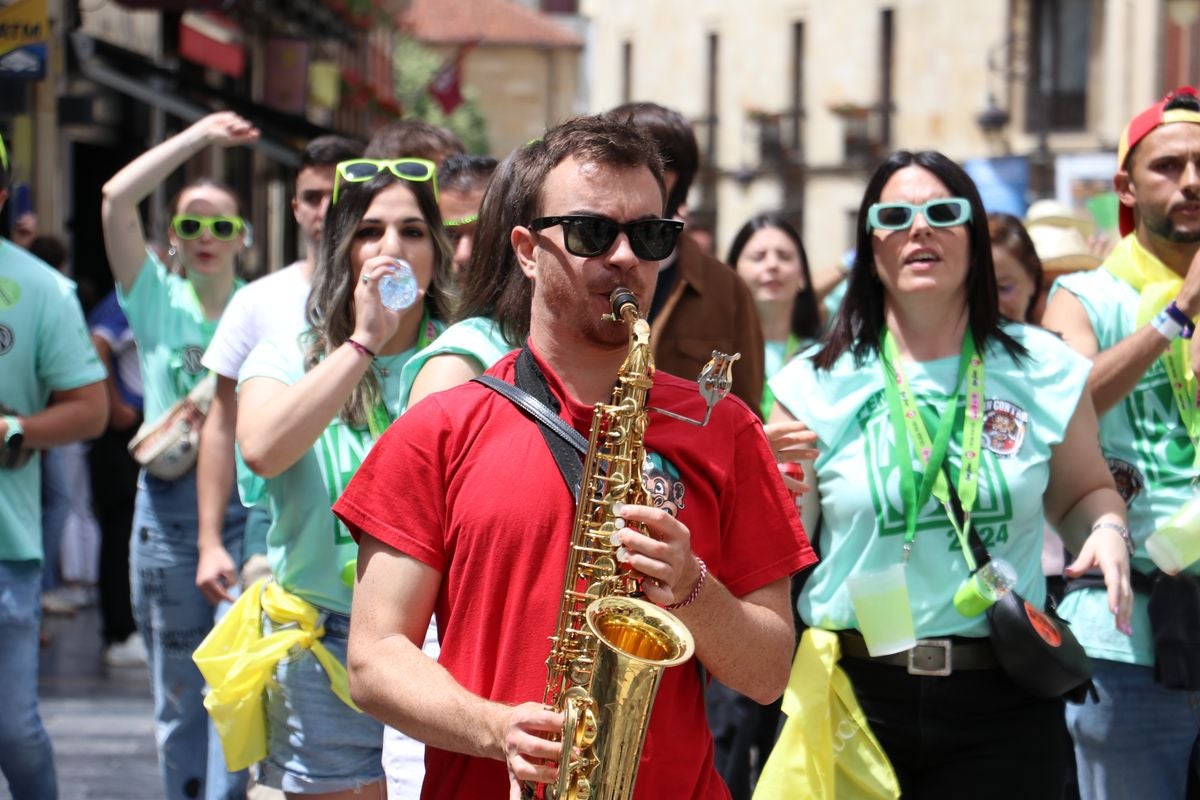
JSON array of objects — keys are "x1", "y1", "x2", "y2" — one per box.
[{"x1": 333, "y1": 158, "x2": 438, "y2": 205}]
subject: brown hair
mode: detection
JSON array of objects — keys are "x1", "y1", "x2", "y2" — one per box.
[
  {"x1": 455, "y1": 114, "x2": 665, "y2": 345},
  {"x1": 987, "y1": 213, "x2": 1043, "y2": 322}
]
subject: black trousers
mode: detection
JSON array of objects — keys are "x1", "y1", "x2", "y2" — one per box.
[
  {"x1": 839, "y1": 656, "x2": 1069, "y2": 800},
  {"x1": 88, "y1": 426, "x2": 139, "y2": 645},
  {"x1": 706, "y1": 680, "x2": 782, "y2": 799}
]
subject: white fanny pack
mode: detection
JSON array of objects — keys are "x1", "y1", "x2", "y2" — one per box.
[{"x1": 128, "y1": 372, "x2": 217, "y2": 480}]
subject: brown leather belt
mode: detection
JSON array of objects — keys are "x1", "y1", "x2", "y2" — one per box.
[{"x1": 837, "y1": 630, "x2": 999, "y2": 676}]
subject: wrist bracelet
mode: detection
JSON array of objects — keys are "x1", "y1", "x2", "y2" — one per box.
[
  {"x1": 665, "y1": 557, "x2": 708, "y2": 610},
  {"x1": 1151, "y1": 309, "x2": 1185, "y2": 341},
  {"x1": 1167, "y1": 301, "x2": 1195, "y2": 339},
  {"x1": 346, "y1": 338, "x2": 376, "y2": 359},
  {"x1": 1092, "y1": 521, "x2": 1135, "y2": 558}
]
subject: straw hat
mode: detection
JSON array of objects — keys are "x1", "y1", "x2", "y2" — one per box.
[{"x1": 1024, "y1": 199, "x2": 1102, "y2": 272}]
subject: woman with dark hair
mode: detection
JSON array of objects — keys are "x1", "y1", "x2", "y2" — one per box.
[
  {"x1": 988, "y1": 212, "x2": 1044, "y2": 322},
  {"x1": 760, "y1": 150, "x2": 1132, "y2": 797},
  {"x1": 233, "y1": 158, "x2": 452, "y2": 797},
  {"x1": 727, "y1": 212, "x2": 821, "y2": 419},
  {"x1": 101, "y1": 111, "x2": 257, "y2": 800},
  {"x1": 397, "y1": 142, "x2": 538, "y2": 412}
]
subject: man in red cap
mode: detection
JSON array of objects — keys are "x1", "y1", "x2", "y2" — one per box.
[{"x1": 1042, "y1": 87, "x2": 1200, "y2": 798}]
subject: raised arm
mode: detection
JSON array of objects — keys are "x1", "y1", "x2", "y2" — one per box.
[
  {"x1": 348, "y1": 536, "x2": 564, "y2": 789},
  {"x1": 100, "y1": 112, "x2": 259, "y2": 293},
  {"x1": 1040, "y1": 287, "x2": 1175, "y2": 416},
  {"x1": 237, "y1": 257, "x2": 401, "y2": 477}
]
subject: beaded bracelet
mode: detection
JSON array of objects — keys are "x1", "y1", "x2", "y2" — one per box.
[
  {"x1": 346, "y1": 338, "x2": 376, "y2": 359},
  {"x1": 1091, "y1": 520, "x2": 1135, "y2": 558},
  {"x1": 665, "y1": 557, "x2": 708, "y2": 610}
]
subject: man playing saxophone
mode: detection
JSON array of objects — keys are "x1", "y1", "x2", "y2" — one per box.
[{"x1": 333, "y1": 114, "x2": 815, "y2": 799}]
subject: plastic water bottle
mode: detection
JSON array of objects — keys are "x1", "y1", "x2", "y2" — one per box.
[
  {"x1": 378, "y1": 259, "x2": 419, "y2": 311},
  {"x1": 953, "y1": 558, "x2": 1018, "y2": 617}
]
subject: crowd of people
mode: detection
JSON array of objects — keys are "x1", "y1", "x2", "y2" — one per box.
[{"x1": 1, "y1": 84, "x2": 1199, "y2": 800}]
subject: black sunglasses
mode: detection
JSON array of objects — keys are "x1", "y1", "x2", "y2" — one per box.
[{"x1": 529, "y1": 215, "x2": 684, "y2": 261}]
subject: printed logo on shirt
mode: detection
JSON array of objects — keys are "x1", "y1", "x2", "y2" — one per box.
[
  {"x1": 0, "y1": 324, "x2": 12, "y2": 355},
  {"x1": 1106, "y1": 458, "x2": 1144, "y2": 506},
  {"x1": 317, "y1": 421, "x2": 377, "y2": 545},
  {"x1": 180, "y1": 345, "x2": 206, "y2": 375},
  {"x1": 642, "y1": 452, "x2": 686, "y2": 517},
  {"x1": 0, "y1": 278, "x2": 20, "y2": 309},
  {"x1": 858, "y1": 390, "x2": 1014, "y2": 542},
  {"x1": 982, "y1": 399, "x2": 1027, "y2": 458},
  {"x1": 1125, "y1": 364, "x2": 1195, "y2": 490}
]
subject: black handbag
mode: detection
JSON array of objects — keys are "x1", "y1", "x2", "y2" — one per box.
[
  {"x1": 1147, "y1": 571, "x2": 1200, "y2": 690},
  {"x1": 944, "y1": 471, "x2": 1095, "y2": 703},
  {"x1": 986, "y1": 589, "x2": 1095, "y2": 702}
]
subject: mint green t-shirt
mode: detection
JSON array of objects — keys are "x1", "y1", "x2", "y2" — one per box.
[
  {"x1": 0, "y1": 242, "x2": 106, "y2": 562},
  {"x1": 397, "y1": 316, "x2": 514, "y2": 413},
  {"x1": 117, "y1": 250, "x2": 242, "y2": 422},
  {"x1": 1050, "y1": 267, "x2": 1196, "y2": 665},
  {"x1": 770, "y1": 323, "x2": 1090, "y2": 638},
  {"x1": 239, "y1": 331, "x2": 435, "y2": 613}
]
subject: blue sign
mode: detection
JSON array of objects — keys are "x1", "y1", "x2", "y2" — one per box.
[
  {"x1": 0, "y1": 43, "x2": 46, "y2": 80},
  {"x1": 964, "y1": 156, "x2": 1030, "y2": 218}
]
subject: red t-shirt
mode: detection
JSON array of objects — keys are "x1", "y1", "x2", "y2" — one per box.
[{"x1": 334, "y1": 348, "x2": 814, "y2": 799}]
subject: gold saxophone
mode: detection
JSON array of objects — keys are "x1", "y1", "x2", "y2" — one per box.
[{"x1": 527, "y1": 287, "x2": 737, "y2": 800}]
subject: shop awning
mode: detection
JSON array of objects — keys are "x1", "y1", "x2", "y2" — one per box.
[{"x1": 70, "y1": 31, "x2": 349, "y2": 168}]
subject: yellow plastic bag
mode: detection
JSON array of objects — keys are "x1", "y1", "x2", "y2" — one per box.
[
  {"x1": 754, "y1": 628, "x2": 900, "y2": 800},
  {"x1": 193, "y1": 578, "x2": 360, "y2": 771}
]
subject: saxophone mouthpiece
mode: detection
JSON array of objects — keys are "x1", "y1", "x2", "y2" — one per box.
[{"x1": 608, "y1": 287, "x2": 639, "y2": 319}]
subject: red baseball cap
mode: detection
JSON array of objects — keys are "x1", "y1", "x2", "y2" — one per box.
[{"x1": 1116, "y1": 86, "x2": 1200, "y2": 236}]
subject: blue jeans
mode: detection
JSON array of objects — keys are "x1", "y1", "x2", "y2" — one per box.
[
  {"x1": 0, "y1": 560, "x2": 58, "y2": 799},
  {"x1": 40, "y1": 447, "x2": 72, "y2": 591},
  {"x1": 262, "y1": 609, "x2": 385, "y2": 794},
  {"x1": 1066, "y1": 658, "x2": 1200, "y2": 799},
  {"x1": 130, "y1": 471, "x2": 247, "y2": 800}
]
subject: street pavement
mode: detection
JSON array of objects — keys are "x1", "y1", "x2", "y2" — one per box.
[{"x1": 0, "y1": 606, "x2": 160, "y2": 800}]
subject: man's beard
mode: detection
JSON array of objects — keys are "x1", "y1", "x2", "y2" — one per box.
[{"x1": 1145, "y1": 206, "x2": 1200, "y2": 243}]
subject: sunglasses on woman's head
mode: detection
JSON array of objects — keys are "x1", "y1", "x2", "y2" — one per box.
[
  {"x1": 529, "y1": 215, "x2": 685, "y2": 261},
  {"x1": 332, "y1": 158, "x2": 439, "y2": 205},
  {"x1": 866, "y1": 198, "x2": 972, "y2": 232},
  {"x1": 171, "y1": 215, "x2": 245, "y2": 241}
]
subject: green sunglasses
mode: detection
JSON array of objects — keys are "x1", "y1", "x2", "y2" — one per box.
[
  {"x1": 444, "y1": 212, "x2": 478, "y2": 227},
  {"x1": 866, "y1": 197, "x2": 972, "y2": 232},
  {"x1": 171, "y1": 215, "x2": 246, "y2": 241},
  {"x1": 333, "y1": 158, "x2": 438, "y2": 205}
]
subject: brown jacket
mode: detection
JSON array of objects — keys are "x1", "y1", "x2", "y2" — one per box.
[{"x1": 650, "y1": 233, "x2": 765, "y2": 415}]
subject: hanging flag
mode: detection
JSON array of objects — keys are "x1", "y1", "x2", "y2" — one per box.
[{"x1": 427, "y1": 41, "x2": 478, "y2": 115}]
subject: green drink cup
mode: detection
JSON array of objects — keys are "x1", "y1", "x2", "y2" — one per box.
[
  {"x1": 846, "y1": 564, "x2": 917, "y2": 656},
  {"x1": 1146, "y1": 497, "x2": 1200, "y2": 575}
]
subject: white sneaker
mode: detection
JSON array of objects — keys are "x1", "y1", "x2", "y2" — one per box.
[
  {"x1": 104, "y1": 635, "x2": 147, "y2": 668},
  {"x1": 41, "y1": 589, "x2": 79, "y2": 615}
]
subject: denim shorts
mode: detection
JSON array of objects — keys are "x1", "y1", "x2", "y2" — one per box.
[{"x1": 261, "y1": 608, "x2": 385, "y2": 794}]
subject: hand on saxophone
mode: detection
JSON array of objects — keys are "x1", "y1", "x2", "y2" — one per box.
[
  {"x1": 611, "y1": 503, "x2": 703, "y2": 608},
  {"x1": 500, "y1": 702, "x2": 564, "y2": 796}
]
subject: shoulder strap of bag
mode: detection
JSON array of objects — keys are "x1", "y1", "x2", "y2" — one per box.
[
  {"x1": 472, "y1": 346, "x2": 587, "y2": 500},
  {"x1": 942, "y1": 467, "x2": 992, "y2": 570}
]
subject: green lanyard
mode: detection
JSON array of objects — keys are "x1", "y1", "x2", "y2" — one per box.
[
  {"x1": 365, "y1": 309, "x2": 437, "y2": 439},
  {"x1": 1161, "y1": 338, "x2": 1200, "y2": 471},
  {"x1": 761, "y1": 333, "x2": 803, "y2": 419},
  {"x1": 880, "y1": 330, "x2": 986, "y2": 567}
]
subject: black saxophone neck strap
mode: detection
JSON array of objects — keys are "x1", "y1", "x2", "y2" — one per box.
[{"x1": 473, "y1": 345, "x2": 587, "y2": 500}]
